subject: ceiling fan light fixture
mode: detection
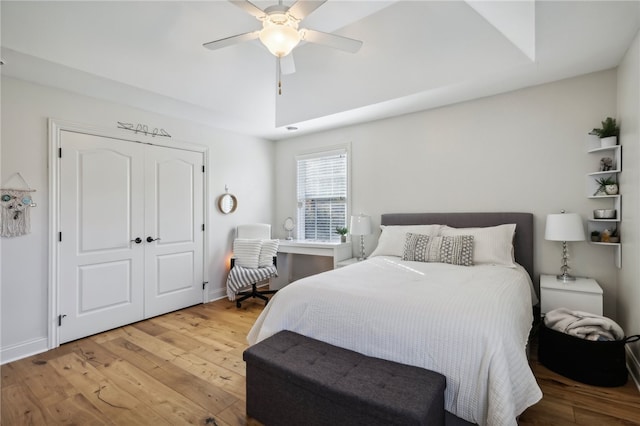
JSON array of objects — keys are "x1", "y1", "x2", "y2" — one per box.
[{"x1": 259, "y1": 14, "x2": 301, "y2": 57}]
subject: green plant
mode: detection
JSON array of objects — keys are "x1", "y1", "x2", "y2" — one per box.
[
  {"x1": 335, "y1": 226, "x2": 348, "y2": 236},
  {"x1": 595, "y1": 176, "x2": 617, "y2": 188},
  {"x1": 591, "y1": 117, "x2": 620, "y2": 138},
  {"x1": 593, "y1": 176, "x2": 618, "y2": 195}
]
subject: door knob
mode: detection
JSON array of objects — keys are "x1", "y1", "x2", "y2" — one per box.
[
  {"x1": 146, "y1": 236, "x2": 160, "y2": 243},
  {"x1": 130, "y1": 237, "x2": 142, "y2": 244}
]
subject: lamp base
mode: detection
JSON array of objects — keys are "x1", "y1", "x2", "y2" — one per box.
[{"x1": 556, "y1": 273, "x2": 577, "y2": 282}]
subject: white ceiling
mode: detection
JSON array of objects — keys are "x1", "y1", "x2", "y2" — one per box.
[{"x1": 1, "y1": 1, "x2": 639, "y2": 140}]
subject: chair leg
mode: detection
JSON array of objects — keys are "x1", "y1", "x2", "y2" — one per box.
[{"x1": 235, "y1": 282, "x2": 277, "y2": 308}]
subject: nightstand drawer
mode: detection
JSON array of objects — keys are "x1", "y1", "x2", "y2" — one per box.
[{"x1": 540, "y1": 274, "x2": 603, "y2": 316}]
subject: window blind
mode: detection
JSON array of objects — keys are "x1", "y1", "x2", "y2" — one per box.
[{"x1": 296, "y1": 150, "x2": 347, "y2": 241}]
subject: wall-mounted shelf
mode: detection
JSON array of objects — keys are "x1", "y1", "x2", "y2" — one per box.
[{"x1": 586, "y1": 141, "x2": 621, "y2": 268}]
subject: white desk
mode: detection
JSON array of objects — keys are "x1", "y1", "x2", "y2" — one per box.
[{"x1": 272, "y1": 240, "x2": 352, "y2": 289}]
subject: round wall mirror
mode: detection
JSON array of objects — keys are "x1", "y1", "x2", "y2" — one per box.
[
  {"x1": 283, "y1": 217, "x2": 295, "y2": 240},
  {"x1": 218, "y1": 193, "x2": 237, "y2": 214}
]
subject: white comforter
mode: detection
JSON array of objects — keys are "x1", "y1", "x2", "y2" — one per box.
[{"x1": 247, "y1": 256, "x2": 542, "y2": 426}]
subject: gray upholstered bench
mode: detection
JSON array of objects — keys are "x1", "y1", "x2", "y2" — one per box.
[{"x1": 243, "y1": 330, "x2": 446, "y2": 426}]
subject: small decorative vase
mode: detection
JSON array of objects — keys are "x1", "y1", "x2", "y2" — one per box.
[
  {"x1": 340, "y1": 235, "x2": 347, "y2": 243},
  {"x1": 605, "y1": 184, "x2": 619, "y2": 195},
  {"x1": 600, "y1": 136, "x2": 617, "y2": 148},
  {"x1": 587, "y1": 133, "x2": 601, "y2": 149}
]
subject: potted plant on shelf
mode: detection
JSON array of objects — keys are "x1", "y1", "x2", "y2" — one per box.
[
  {"x1": 594, "y1": 176, "x2": 618, "y2": 196},
  {"x1": 591, "y1": 117, "x2": 620, "y2": 147},
  {"x1": 591, "y1": 230, "x2": 600, "y2": 242},
  {"x1": 335, "y1": 226, "x2": 348, "y2": 243}
]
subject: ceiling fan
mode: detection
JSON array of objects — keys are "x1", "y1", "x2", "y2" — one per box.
[{"x1": 203, "y1": 0, "x2": 363, "y2": 88}]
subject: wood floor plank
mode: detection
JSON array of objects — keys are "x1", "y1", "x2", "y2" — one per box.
[
  {"x1": 3, "y1": 298, "x2": 639, "y2": 425},
  {"x1": 22, "y1": 361, "x2": 76, "y2": 408},
  {"x1": 47, "y1": 353, "x2": 141, "y2": 413},
  {"x1": 155, "y1": 329, "x2": 248, "y2": 376},
  {"x1": 101, "y1": 336, "x2": 238, "y2": 414},
  {"x1": 95, "y1": 357, "x2": 217, "y2": 425},
  {"x1": 1, "y1": 383, "x2": 49, "y2": 425},
  {"x1": 45, "y1": 392, "x2": 115, "y2": 426},
  {"x1": 44, "y1": 350, "x2": 176, "y2": 425},
  {"x1": 216, "y1": 399, "x2": 251, "y2": 426},
  {"x1": 119, "y1": 324, "x2": 247, "y2": 399}
]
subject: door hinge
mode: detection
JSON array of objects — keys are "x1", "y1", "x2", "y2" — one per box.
[
  {"x1": 202, "y1": 224, "x2": 205, "y2": 231},
  {"x1": 59, "y1": 232, "x2": 62, "y2": 242},
  {"x1": 58, "y1": 314, "x2": 67, "y2": 326},
  {"x1": 58, "y1": 148, "x2": 62, "y2": 158},
  {"x1": 202, "y1": 281, "x2": 208, "y2": 290},
  {"x1": 202, "y1": 165, "x2": 205, "y2": 173}
]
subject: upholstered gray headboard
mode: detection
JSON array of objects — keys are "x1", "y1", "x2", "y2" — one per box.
[{"x1": 381, "y1": 212, "x2": 534, "y2": 280}]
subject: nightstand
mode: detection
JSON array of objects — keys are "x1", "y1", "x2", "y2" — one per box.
[{"x1": 540, "y1": 274, "x2": 603, "y2": 316}]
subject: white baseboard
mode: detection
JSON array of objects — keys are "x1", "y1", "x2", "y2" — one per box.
[
  {"x1": 626, "y1": 345, "x2": 640, "y2": 392},
  {"x1": 1, "y1": 337, "x2": 49, "y2": 365},
  {"x1": 206, "y1": 287, "x2": 227, "y2": 303}
]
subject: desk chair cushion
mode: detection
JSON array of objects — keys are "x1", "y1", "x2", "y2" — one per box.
[
  {"x1": 233, "y1": 239, "x2": 279, "y2": 269},
  {"x1": 233, "y1": 239, "x2": 263, "y2": 268},
  {"x1": 259, "y1": 240, "x2": 279, "y2": 267}
]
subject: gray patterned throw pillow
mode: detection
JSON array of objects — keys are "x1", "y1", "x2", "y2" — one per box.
[{"x1": 402, "y1": 233, "x2": 474, "y2": 266}]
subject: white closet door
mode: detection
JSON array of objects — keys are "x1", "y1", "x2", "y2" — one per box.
[
  {"x1": 143, "y1": 146, "x2": 204, "y2": 317},
  {"x1": 58, "y1": 132, "x2": 205, "y2": 344},
  {"x1": 59, "y1": 131, "x2": 145, "y2": 343}
]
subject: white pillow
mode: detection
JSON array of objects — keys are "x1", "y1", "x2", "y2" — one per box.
[
  {"x1": 369, "y1": 225, "x2": 442, "y2": 258},
  {"x1": 440, "y1": 224, "x2": 517, "y2": 267},
  {"x1": 233, "y1": 239, "x2": 262, "y2": 268},
  {"x1": 259, "y1": 239, "x2": 279, "y2": 267}
]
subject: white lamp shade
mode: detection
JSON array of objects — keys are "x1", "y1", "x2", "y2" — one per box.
[
  {"x1": 350, "y1": 214, "x2": 372, "y2": 236},
  {"x1": 545, "y1": 213, "x2": 586, "y2": 241}
]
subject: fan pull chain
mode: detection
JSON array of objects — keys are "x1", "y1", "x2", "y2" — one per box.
[{"x1": 277, "y1": 57, "x2": 283, "y2": 96}]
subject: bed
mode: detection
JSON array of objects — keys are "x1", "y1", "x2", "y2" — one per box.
[{"x1": 247, "y1": 212, "x2": 543, "y2": 426}]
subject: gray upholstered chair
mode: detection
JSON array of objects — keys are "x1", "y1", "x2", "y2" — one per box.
[{"x1": 227, "y1": 224, "x2": 278, "y2": 308}]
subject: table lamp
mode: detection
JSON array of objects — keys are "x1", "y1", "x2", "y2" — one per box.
[
  {"x1": 350, "y1": 214, "x2": 372, "y2": 261},
  {"x1": 545, "y1": 211, "x2": 585, "y2": 282}
]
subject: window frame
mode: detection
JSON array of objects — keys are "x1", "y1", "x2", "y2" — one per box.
[{"x1": 295, "y1": 145, "x2": 351, "y2": 242}]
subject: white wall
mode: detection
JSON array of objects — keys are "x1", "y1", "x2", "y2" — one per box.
[
  {"x1": 1, "y1": 76, "x2": 274, "y2": 363},
  {"x1": 275, "y1": 70, "x2": 620, "y2": 315},
  {"x1": 617, "y1": 30, "x2": 640, "y2": 386}
]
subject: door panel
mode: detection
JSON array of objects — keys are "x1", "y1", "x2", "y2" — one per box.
[
  {"x1": 156, "y1": 159, "x2": 194, "y2": 244},
  {"x1": 59, "y1": 131, "x2": 145, "y2": 343},
  {"x1": 78, "y1": 260, "x2": 132, "y2": 312},
  {"x1": 144, "y1": 146, "x2": 204, "y2": 318},
  {"x1": 79, "y1": 149, "x2": 132, "y2": 252},
  {"x1": 157, "y1": 252, "x2": 194, "y2": 294}
]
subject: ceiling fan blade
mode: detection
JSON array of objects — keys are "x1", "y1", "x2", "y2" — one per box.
[
  {"x1": 288, "y1": 0, "x2": 327, "y2": 20},
  {"x1": 280, "y1": 54, "x2": 296, "y2": 75},
  {"x1": 302, "y1": 29, "x2": 363, "y2": 53},
  {"x1": 203, "y1": 31, "x2": 260, "y2": 51},
  {"x1": 229, "y1": 0, "x2": 265, "y2": 19}
]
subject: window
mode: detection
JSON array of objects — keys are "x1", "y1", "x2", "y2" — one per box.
[{"x1": 296, "y1": 148, "x2": 348, "y2": 241}]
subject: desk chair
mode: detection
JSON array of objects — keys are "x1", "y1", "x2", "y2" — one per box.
[{"x1": 226, "y1": 224, "x2": 278, "y2": 308}]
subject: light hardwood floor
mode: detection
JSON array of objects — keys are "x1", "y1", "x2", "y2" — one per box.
[{"x1": 2, "y1": 299, "x2": 639, "y2": 425}]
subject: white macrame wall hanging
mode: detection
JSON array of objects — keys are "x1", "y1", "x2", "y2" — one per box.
[{"x1": 1, "y1": 173, "x2": 37, "y2": 238}]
